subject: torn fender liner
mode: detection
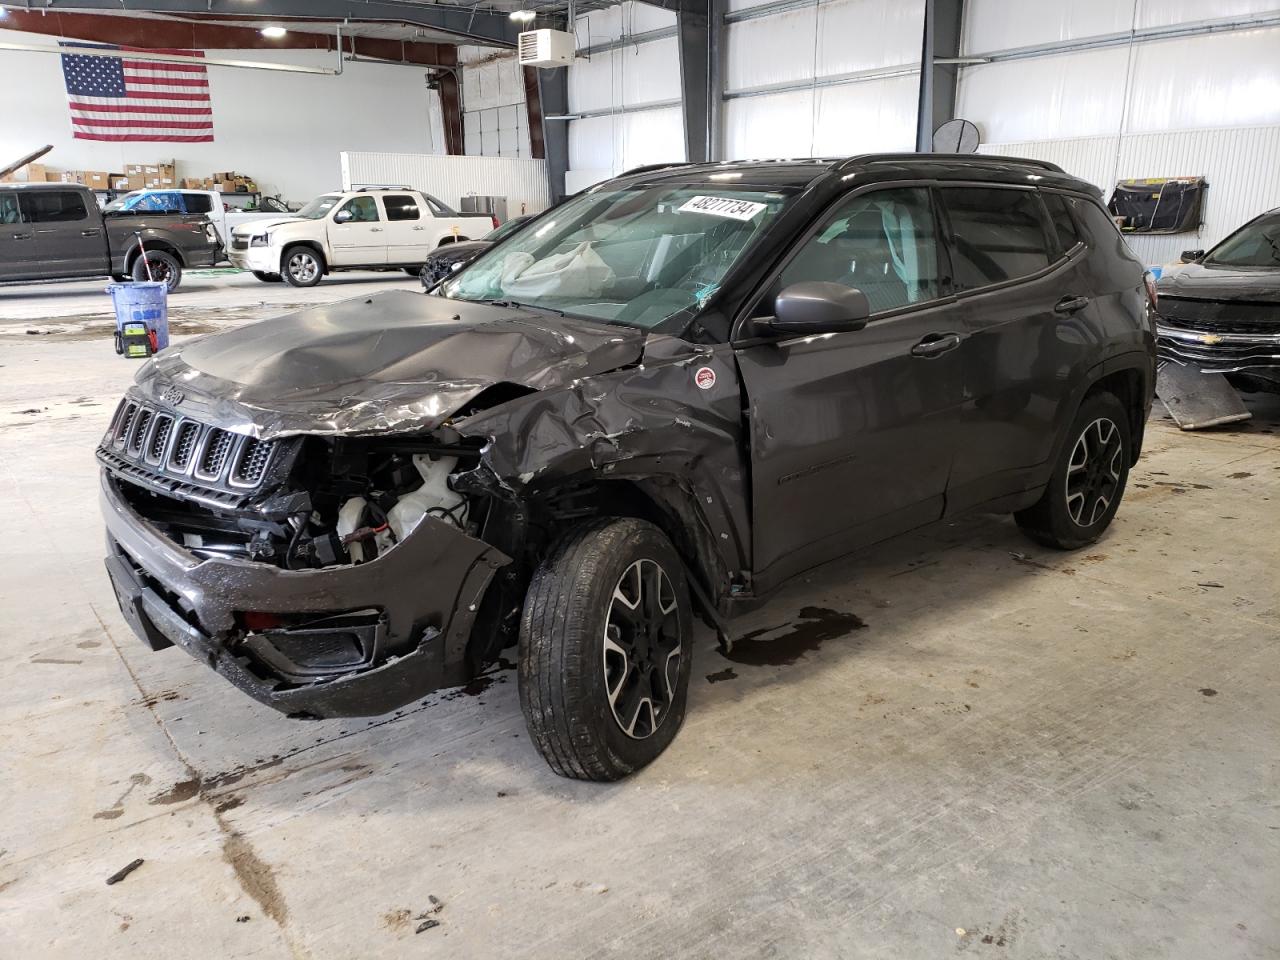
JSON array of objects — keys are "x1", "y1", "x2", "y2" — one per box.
[
  {"x1": 132, "y1": 290, "x2": 645, "y2": 440},
  {"x1": 101, "y1": 471, "x2": 511, "y2": 717}
]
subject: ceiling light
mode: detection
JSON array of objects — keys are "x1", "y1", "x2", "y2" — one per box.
[
  {"x1": 261, "y1": 26, "x2": 288, "y2": 39},
  {"x1": 509, "y1": 9, "x2": 536, "y2": 23}
]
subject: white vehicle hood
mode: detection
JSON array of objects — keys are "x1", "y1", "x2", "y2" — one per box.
[{"x1": 231, "y1": 217, "x2": 305, "y2": 237}]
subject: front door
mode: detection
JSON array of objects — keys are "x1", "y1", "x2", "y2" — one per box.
[
  {"x1": 0, "y1": 192, "x2": 38, "y2": 280},
  {"x1": 328, "y1": 195, "x2": 387, "y2": 267},
  {"x1": 22, "y1": 190, "x2": 103, "y2": 276},
  {"x1": 379, "y1": 193, "x2": 432, "y2": 264},
  {"x1": 734, "y1": 186, "x2": 968, "y2": 592}
]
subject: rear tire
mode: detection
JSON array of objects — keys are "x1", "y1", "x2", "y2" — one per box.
[
  {"x1": 519, "y1": 518, "x2": 693, "y2": 781},
  {"x1": 131, "y1": 250, "x2": 182, "y2": 292},
  {"x1": 1016, "y1": 390, "x2": 1132, "y2": 550},
  {"x1": 252, "y1": 270, "x2": 282, "y2": 283},
  {"x1": 282, "y1": 246, "x2": 324, "y2": 287}
]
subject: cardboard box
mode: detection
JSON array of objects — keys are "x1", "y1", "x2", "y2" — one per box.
[
  {"x1": 112, "y1": 177, "x2": 131, "y2": 191},
  {"x1": 216, "y1": 180, "x2": 237, "y2": 193},
  {"x1": 128, "y1": 173, "x2": 147, "y2": 190},
  {"x1": 125, "y1": 163, "x2": 145, "y2": 176},
  {"x1": 83, "y1": 171, "x2": 112, "y2": 190}
]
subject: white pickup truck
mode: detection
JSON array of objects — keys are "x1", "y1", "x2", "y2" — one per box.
[
  {"x1": 104, "y1": 189, "x2": 291, "y2": 247},
  {"x1": 227, "y1": 188, "x2": 496, "y2": 287}
]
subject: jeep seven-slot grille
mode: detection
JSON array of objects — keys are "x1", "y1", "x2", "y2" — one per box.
[{"x1": 99, "y1": 399, "x2": 282, "y2": 506}]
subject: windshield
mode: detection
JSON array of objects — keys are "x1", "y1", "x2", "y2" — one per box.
[
  {"x1": 439, "y1": 185, "x2": 792, "y2": 331},
  {"x1": 296, "y1": 194, "x2": 343, "y2": 220},
  {"x1": 1205, "y1": 212, "x2": 1280, "y2": 268},
  {"x1": 483, "y1": 216, "x2": 531, "y2": 243}
]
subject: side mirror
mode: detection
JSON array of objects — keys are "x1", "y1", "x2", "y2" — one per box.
[
  {"x1": 333, "y1": 209, "x2": 353, "y2": 224},
  {"x1": 1180, "y1": 249, "x2": 1205, "y2": 263},
  {"x1": 767, "y1": 281, "x2": 871, "y2": 336}
]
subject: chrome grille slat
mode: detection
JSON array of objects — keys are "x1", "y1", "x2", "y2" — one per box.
[
  {"x1": 170, "y1": 421, "x2": 201, "y2": 471},
  {"x1": 129, "y1": 409, "x2": 154, "y2": 455},
  {"x1": 231, "y1": 436, "x2": 273, "y2": 487}
]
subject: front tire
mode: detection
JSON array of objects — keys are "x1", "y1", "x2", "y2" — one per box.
[
  {"x1": 282, "y1": 246, "x2": 324, "y2": 287},
  {"x1": 1016, "y1": 390, "x2": 1132, "y2": 550},
  {"x1": 131, "y1": 250, "x2": 182, "y2": 292},
  {"x1": 519, "y1": 518, "x2": 693, "y2": 781}
]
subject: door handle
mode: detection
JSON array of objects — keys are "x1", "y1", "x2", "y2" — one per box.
[
  {"x1": 81, "y1": 229, "x2": 101, "y2": 237},
  {"x1": 11, "y1": 233, "x2": 33, "y2": 241},
  {"x1": 911, "y1": 332, "x2": 962, "y2": 358},
  {"x1": 370, "y1": 227, "x2": 384, "y2": 233},
  {"x1": 411, "y1": 226, "x2": 425, "y2": 231},
  {"x1": 1054, "y1": 295, "x2": 1091, "y2": 314}
]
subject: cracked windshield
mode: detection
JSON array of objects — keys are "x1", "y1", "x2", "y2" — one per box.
[{"x1": 439, "y1": 185, "x2": 792, "y2": 330}]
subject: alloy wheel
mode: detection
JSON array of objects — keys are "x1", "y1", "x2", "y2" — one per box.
[
  {"x1": 602, "y1": 559, "x2": 682, "y2": 739},
  {"x1": 1065, "y1": 417, "x2": 1123, "y2": 527},
  {"x1": 288, "y1": 252, "x2": 319, "y2": 284}
]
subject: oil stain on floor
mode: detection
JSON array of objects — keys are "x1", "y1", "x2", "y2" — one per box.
[{"x1": 721, "y1": 606, "x2": 867, "y2": 667}]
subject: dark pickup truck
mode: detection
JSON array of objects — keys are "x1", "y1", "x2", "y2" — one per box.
[{"x1": 0, "y1": 183, "x2": 221, "y2": 291}]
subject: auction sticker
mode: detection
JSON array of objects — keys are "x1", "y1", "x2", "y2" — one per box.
[
  {"x1": 678, "y1": 195, "x2": 767, "y2": 221},
  {"x1": 694, "y1": 366, "x2": 717, "y2": 390}
]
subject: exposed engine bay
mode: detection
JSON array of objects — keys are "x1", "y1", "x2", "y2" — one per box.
[{"x1": 114, "y1": 431, "x2": 486, "y2": 571}]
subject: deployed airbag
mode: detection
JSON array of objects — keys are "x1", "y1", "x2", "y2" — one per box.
[{"x1": 499, "y1": 242, "x2": 615, "y2": 298}]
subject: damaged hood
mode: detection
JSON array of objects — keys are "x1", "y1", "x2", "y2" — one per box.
[
  {"x1": 1157, "y1": 262, "x2": 1280, "y2": 304},
  {"x1": 134, "y1": 290, "x2": 646, "y2": 439}
]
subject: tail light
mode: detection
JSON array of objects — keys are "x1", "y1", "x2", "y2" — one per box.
[
  {"x1": 1143, "y1": 271, "x2": 1159, "y2": 311},
  {"x1": 491, "y1": 215, "x2": 500, "y2": 229}
]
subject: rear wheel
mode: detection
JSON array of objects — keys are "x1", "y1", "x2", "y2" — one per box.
[
  {"x1": 131, "y1": 250, "x2": 182, "y2": 292},
  {"x1": 282, "y1": 246, "x2": 324, "y2": 287},
  {"x1": 1016, "y1": 390, "x2": 1132, "y2": 549},
  {"x1": 519, "y1": 518, "x2": 693, "y2": 781},
  {"x1": 252, "y1": 270, "x2": 282, "y2": 283}
]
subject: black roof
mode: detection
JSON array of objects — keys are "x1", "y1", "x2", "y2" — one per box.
[
  {"x1": 611, "y1": 154, "x2": 1096, "y2": 196},
  {"x1": 0, "y1": 181, "x2": 94, "y2": 192}
]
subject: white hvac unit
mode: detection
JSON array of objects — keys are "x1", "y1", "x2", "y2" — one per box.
[{"x1": 517, "y1": 29, "x2": 576, "y2": 68}]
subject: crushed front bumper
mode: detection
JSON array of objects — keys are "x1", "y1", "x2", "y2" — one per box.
[
  {"x1": 100, "y1": 472, "x2": 510, "y2": 718},
  {"x1": 227, "y1": 246, "x2": 279, "y2": 273}
]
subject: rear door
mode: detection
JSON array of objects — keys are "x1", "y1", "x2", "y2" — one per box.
[
  {"x1": 380, "y1": 193, "x2": 432, "y2": 264},
  {"x1": 937, "y1": 185, "x2": 1096, "y2": 513},
  {"x1": 328, "y1": 195, "x2": 387, "y2": 266},
  {"x1": 734, "y1": 185, "x2": 968, "y2": 591},
  {"x1": 22, "y1": 189, "x2": 104, "y2": 276},
  {"x1": 0, "y1": 191, "x2": 39, "y2": 280}
]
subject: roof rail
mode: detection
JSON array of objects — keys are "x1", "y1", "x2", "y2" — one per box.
[
  {"x1": 616, "y1": 162, "x2": 696, "y2": 178},
  {"x1": 833, "y1": 153, "x2": 1065, "y2": 174},
  {"x1": 351, "y1": 184, "x2": 413, "y2": 192}
]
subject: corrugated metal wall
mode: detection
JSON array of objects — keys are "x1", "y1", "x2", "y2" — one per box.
[
  {"x1": 722, "y1": 0, "x2": 922, "y2": 159},
  {"x1": 565, "y1": 2, "x2": 684, "y2": 192},
  {"x1": 459, "y1": 49, "x2": 532, "y2": 160},
  {"x1": 340, "y1": 152, "x2": 553, "y2": 217},
  {"x1": 957, "y1": 2, "x2": 1280, "y2": 267},
  {"x1": 981, "y1": 125, "x2": 1280, "y2": 265}
]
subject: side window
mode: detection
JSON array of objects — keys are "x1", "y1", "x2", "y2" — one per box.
[
  {"x1": 1042, "y1": 192, "x2": 1083, "y2": 257},
  {"x1": 383, "y1": 194, "x2": 421, "y2": 221},
  {"x1": 772, "y1": 187, "x2": 939, "y2": 315},
  {"x1": 423, "y1": 195, "x2": 449, "y2": 217},
  {"x1": 1067, "y1": 195, "x2": 1126, "y2": 244},
  {"x1": 938, "y1": 187, "x2": 1052, "y2": 291},
  {"x1": 22, "y1": 191, "x2": 89, "y2": 223},
  {"x1": 184, "y1": 193, "x2": 214, "y2": 214},
  {"x1": 338, "y1": 196, "x2": 380, "y2": 222},
  {"x1": 0, "y1": 193, "x2": 23, "y2": 225}
]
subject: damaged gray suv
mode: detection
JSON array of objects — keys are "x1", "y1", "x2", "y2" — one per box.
[{"x1": 99, "y1": 155, "x2": 1156, "y2": 780}]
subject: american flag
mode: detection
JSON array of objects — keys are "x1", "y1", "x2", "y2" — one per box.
[{"x1": 60, "y1": 43, "x2": 215, "y2": 142}]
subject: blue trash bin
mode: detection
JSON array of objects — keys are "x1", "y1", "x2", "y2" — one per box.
[{"x1": 107, "y1": 281, "x2": 170, "y2": 353}]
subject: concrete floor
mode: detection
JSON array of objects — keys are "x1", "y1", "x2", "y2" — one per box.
[{"x1": 1, "y1": 273, "x2": 1277, "y2": 959}]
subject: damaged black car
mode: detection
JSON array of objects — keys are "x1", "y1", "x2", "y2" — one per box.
[
  {"x1": 99, "y1": 155, "x2": 1155, "y2": 781},
  {"x1": 1156, "y1": 206, "x2": 1280, "y2": 395}
]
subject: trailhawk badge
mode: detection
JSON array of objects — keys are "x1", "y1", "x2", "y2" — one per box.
[{"x1": 694, "y1": 366, "x2": 717, "y2": 390}]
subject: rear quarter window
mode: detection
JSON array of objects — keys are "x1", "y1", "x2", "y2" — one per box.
[
  {"x1": 939, "y1": 187, "x2": 1053, "y2": 291},
  {"x1": 1042, "y1": 192, "x2": 1084, "y2": 257}
]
